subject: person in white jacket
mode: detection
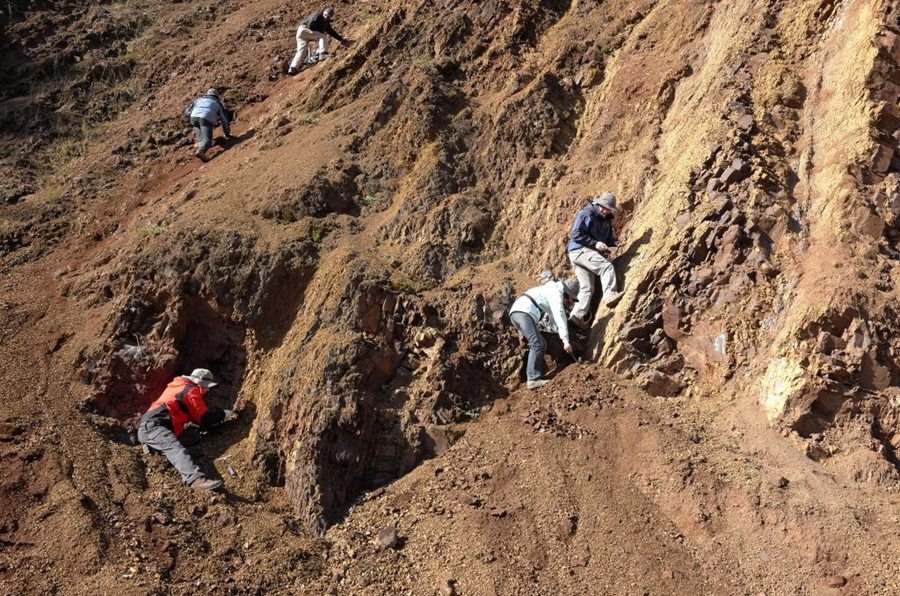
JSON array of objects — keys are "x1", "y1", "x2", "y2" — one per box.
[
  {"x1": 509, "y1": 277, "x2": 579, "y2": 390},
  {"x1": 184, "y1": 88, "x2": 231, "y2": 158}
]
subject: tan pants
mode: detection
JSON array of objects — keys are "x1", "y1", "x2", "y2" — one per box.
[
  {"x1": 569, "y1": 247, "x2": 617, "y2": 320},
  {"x1": 290, "y1": 26, "x2": 328, "y2": 69}
]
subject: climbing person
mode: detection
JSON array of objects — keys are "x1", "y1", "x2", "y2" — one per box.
[
  {"x1": 137, "y1": 368, "x2": 237, "y2": 491},
  {"x1": 509, "y1": 277, "x2": 580, "y2": 390},
  {"x1": 287, "y1": 6, "x2": 351, "y2": 75},
  {"x1": 184, "y1": 88, "x2": 231, "y2": 159},
  {"x1": 567, "y1": 192, "x2": 624, "y2": 328}
]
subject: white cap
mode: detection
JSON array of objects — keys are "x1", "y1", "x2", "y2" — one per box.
[{"x1": 187, "y1": 368, "x2": 218, "y2": 388}]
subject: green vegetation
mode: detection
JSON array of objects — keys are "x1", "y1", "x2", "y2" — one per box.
[{"x1": 139, "y1": 223, "x2": 166, "y2": 237}]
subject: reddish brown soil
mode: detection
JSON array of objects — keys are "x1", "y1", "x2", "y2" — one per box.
[{"x1": 4, "y1": 0, "x2": 900, "y2": 595}]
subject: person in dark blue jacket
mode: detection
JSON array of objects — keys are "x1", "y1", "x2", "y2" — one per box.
[
  {"x1": 184, "y1": 88, "x2": 232, "y2": 159},
  {"x1": 567, "y1": 192, "x2": 623, "y2": 327}
]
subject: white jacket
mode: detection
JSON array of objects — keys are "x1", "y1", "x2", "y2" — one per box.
[{"x1": 509, "y1": 280, "x2": 571, "y2": 346}]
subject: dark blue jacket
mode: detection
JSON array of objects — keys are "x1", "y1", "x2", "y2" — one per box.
[{"x1": 567, "y1": 203, "x2": 616, "y2": 252}]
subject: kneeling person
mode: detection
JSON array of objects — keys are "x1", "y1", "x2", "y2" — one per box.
[
  {"x1": 137, "y1": 368, "x2": 236, "y2": 490},
  {"x1": 509, "y1": 277, "x2": 579, "y2": 390}
]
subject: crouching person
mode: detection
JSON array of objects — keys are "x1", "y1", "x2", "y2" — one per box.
[
  {"x1": 137, "y1": 368, "x2": 236, "y2": 491},
  {"x1": 509, "y1": 277, "x2": 579, "y2": 390},
  {"x1": 185, "y1": 88, "x2": 231, "y2": 159}
]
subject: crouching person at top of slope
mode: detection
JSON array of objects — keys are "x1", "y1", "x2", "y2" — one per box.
[
  {"x1": 509, "y1": 277, "x2": 580, "y2": 390},
  {"x1": 137, "y1": 368, "x2": 237, "y2": 491},
  {"x1": 184, "y1": 88, "x2": 231, "y2": 159},
  {"x1": 288, "y1": 6, "x2": 352, "y2": 75},
  {"x1": 567, "y1": 192, "x2": 624, "y2": 328}
]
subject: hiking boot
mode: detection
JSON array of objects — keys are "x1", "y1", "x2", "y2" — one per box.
[
  {"x1": 602, "y1": 290, "x2": 624, "y2": 307},
  {"x1": 287, "y1": 66, "x2": 300, "y2": 75},
  {"x1": 526, "y1": 379, "x2": 550, "y2": 390},
  {"x1": 190, "y1": 477, "x2": 223, "y2": 491},
  {"x1": 313, "y1": 52, "x2": 330, "y2": 63}
]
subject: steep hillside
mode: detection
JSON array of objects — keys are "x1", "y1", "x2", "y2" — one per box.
[{"x1": 3, "y1": 0, "x2": 900, "y2": 594}]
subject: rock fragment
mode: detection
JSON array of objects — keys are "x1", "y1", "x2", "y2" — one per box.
[
  {"x1": 721, "y1": 158, "x2": 749, "y2": 185},
  {"x1": 376, "y1": 526, "x2": 402, "y2": 550},
  {"x1": 440, "y1": 579, "x2": 459, "y2": 596}
]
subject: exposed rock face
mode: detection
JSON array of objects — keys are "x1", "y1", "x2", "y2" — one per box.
[{"x1": 5, "y1": 1, "x2": 900, "y2": 590}]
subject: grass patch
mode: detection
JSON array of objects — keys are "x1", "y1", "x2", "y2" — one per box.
[{"x1": 139, "y1": 223, "x2": 166, "y2": 237}]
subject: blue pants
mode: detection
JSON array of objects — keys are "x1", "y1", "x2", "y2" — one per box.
[{"x1": 510, "y1": 311, "x2": 546, "y2": 381}]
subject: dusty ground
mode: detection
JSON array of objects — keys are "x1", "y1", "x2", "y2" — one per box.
[{"x1": 4, "y1": 0, "x2": 900, "y2": 594}]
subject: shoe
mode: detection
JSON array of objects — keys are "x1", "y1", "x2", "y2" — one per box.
[
  {"x1": 190, "y1": 477, "x2": 223, "y2": 491},
  {"x1": 313, "y1": 52, "x2": 330, "y2": 63},
  {"x1": 287, "y1": 66, "x2": 299, "y2": 75},
  {"x1": 602, "y1": 290, "x2": 624, "y2": 307},
  {"x1": 526, "y1": 379, "x2": 550, "y2": 390}
]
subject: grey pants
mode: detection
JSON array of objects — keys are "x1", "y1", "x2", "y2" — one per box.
[
  {"x1": 137, "y1": 411, "x2": 203, "y2": 485},
  {"x1": 510, "y1": 311, "x2": 546, "y2": 381},
  {"x1": 569, "y1": 247, "x2": 618, "y2": 320},
  {"x1": 191, "y1": 116, "x2": 213, "y2": 154}
]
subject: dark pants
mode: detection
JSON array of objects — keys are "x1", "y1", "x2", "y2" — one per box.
[
  {"x1": 510, "y1": 311, "x2": 546, "y2": 381},
  {"x1": 191, "y1": 116, "x2": 213, "y2": 154},
  {"x1": 137, "y1": 408, "x2": 203, "y2": 485}
]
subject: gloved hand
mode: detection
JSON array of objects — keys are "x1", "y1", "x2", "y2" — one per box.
[
  {"x1": 223, "y1": 409, "x2": 238, "y2": 422},
  {"x1": 595, "y1": 241, "x2": 609, "y2": 252}
]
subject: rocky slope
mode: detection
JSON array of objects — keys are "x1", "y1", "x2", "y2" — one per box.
[{"x1": 3, "y1": 0, "x2": 900, "y2": 594}]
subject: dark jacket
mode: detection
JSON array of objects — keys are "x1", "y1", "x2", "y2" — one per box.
[
  {"x1": 302, "y1": 9, "x2": 345, "y2": 42},
  {"x1": 567, "y1": 202, "x2": 616, "y2": 252}
]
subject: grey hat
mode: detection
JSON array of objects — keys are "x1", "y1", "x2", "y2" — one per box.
[
  {"x1": 591, "y1": 192, "x2": 617, "y2": 214},
  {"x1": 562, "y1": 278, "x2": 579, "y2": 298},
  {"x1": 206, "y1": 88, "x2": 220, "y2": 98},
  {"x1": 187, "y1": 368, "x2": 218, "y2": 388}
]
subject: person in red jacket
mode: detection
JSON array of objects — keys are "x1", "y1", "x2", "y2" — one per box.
[{"x1": 137, "y1": 368, "x2": 236, "y2": 490}]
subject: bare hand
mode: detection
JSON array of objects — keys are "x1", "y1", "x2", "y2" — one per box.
[{"x1": 564, "y1": 344, "x2": 574, "y2": 355}]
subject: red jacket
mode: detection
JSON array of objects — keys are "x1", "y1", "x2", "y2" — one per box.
[{"x1": 147, "y1": 377, "x2": 212, "y2": 437}]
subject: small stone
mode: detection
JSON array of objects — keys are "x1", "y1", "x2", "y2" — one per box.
[
  {"x1": 776, "y1": 476, "x2": 790, "y2": 489},
  {"x1": 376, "y1": 526, "x2": 401, "y2": 550},
  {"x1": 824, "y1": 575, "x2": 847, "y2": 588},
  {"x1": 737, "y1": 113, "x2": 754, "y2": 131},
  {"x1": 440, "y1": 579, "x2": 458, "y2": 596}
]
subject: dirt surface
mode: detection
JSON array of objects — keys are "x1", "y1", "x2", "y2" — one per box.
[{"x1": 4, "y1": 0, "x2": 900, "y2": 594}]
